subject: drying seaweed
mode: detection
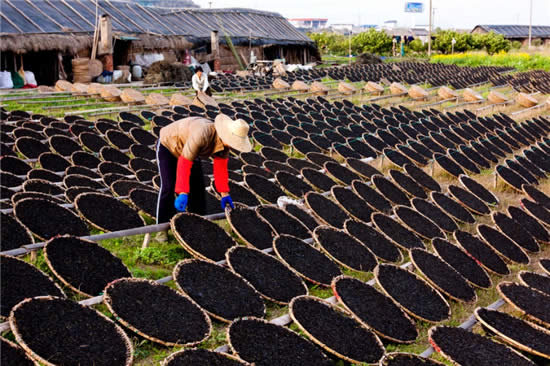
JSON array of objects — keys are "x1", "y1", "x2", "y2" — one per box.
[
  {"x1": 163, "y1": 348, "x2": 249, "y2": 366},
  {"x1": 431, "y1": 192, "x2": 475, "y2": 224},
  {"x1": 10, "y1": 297, "x2": 133, "y2": 366},
  {"x1": 0, "y1": 212, "x2": 33, "y2": 251},
  {"x1": 333, "y1": 276, "x2": 417, "y2": 343},
  {"x1": 492, "y1": 212, "x2": 540, "y2": 252},
  {"x1": 283, "y1": 203, "x2": 319, "y2": 231},
  {"x1": 301, "y1": 168, "x2": 338, "y2": 192},
  {"x1": 313, "y1": 226, "x2": 377, "y2": 272},
  {"x1": 496, "y1": 165, "x2": 528, "y2": 191},
  {"x1": 173, "y1": 259, "x2": 265, "y2": 322},
  {"x1": 64, "y1": 174, "x2": 105, "y2": 190},
  {"x1": 15, "y1": 137, "x2": 50, "y2": 159},
  {"x1": 0, "y1": 336, "x2": 35, "y2": 366},
  {"x1": 475, "y1": 307, "x2": 550, "y2": 360},
  {"x1": 459, "y1": 175, "x2": 498, "y2": 206},
  {"x1": 111, "y1": 180, "x2": 153, "y2": 197},
  {"x1": 519, "y1": 271, "x2": 550, "y2": 296},
  {"x1": 227, "y1": 206, "x2": 275, "y2": 249},
  {"x1": 244, "y1": 174, "x2": 286, "y2": 204},
  {"x1": 389, "y1": 170, "x2": 428, "y2": 199},
  {"x1": 428, "y1": 326, "x2": 535, "y2": 366},
  {"x1": 375, "y1": 264, "x2": 450, "y2": 322},
  {"x1": 324, "y1": 162, "x2": 360, "y2": 185},
  {"x1": 257, "y1": 205, "x2": 310, "y2": 239},
  {"x1": 23, "y1": 179, "x2": 64, "y2": 195},
  {"x1": 352, "y1": 180, "x2": 392, "y2": 213},
  {"x1": 44, "y1": 236, "x2": 131, "y2": 297},
  {"x1": 433, "y1": 153, "x2": 465, "y2": 177},
  {"x1": 454, "y1": 230, "x2": 509, "y2": 275},
  {"x1": 75, "y1": 193, "x2": 144, "y2": 232},
  {"x1": 289, "y1": 296, "x2": 384, "y2": 364},
  {"x1": 448, "y1": 185, "x2": 490, "y2": 215},
  {"x1": 1, "y1": 255, "x2": 65, "y2": 318},
  {"x1": 128, "y1": 188, "x2": 157, "y2": 218},
  {"x1": 521, "y1": 198, "x2": 550, "y2": 227},
  {"x1": 104, "y1": 278, "x2": 210, "y2": 346},
  {"x1": 380, "y1": 352, "x2": 445, "y2": 366},
  {"x1": 275, "y1": 171, "x2": 314, "y2": 198},
  {"x1": 226, "y1": 246, "x2": 307, "y2": 304},
  {"x1": 14, "y1": 198, "x2": 89, "y2": 240},
  {"x1": 523, "y1": 184, "x2": 550, "y2": 210},
  {"x1": 432, "y1": 238, "x2": 491, "y2": 289},
  {"x1": 228, "y1": 317, "x2": 332, "y2": 366},
  {"x1": 372, "y1": 175, "x2": 411, "y2": 207},
  {"x1": 410, "y1": 248, "x2": 476, "y2": 303},
  {"x1": 273, "y1": 234, "x2": 341, "y2": 286},
  {"x1": 394, "y1": 205, "x2": 444, "y2": 240},
  {"x1": 65, "y1": 186, "x2": 97, "y2": 202},
  {"x1": 372, "y1": 212, "x2": 425, "y2": 250},
  {"x1": 171, "y1": 213, "x2": 236, "y2": 262},
  {"x1": 498, "y1": 282, "x2": 550, "y2": 327},
  {"x1": 404, "y1": 163, "x2": 441, "y2": 192},
  {"x1": 331, "y1": 186, "x2": 374, "y2": 223},
  {"x1": 411, "y1": 198, "x2": 458, "y2": 233},
  {"x1": 477, "y1": 224, "x2": 529, "y2": 264},
  {"x1": 304, "y1": 192, "x2": 349, "y2": 228}
]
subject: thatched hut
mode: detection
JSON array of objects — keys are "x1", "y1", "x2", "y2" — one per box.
[{"x1": 0, "y1": 1, "x2": 319, "y2": 85}]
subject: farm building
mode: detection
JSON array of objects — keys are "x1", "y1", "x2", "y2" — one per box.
[
  {"x1": 471, "y1": 24, "x2": 550, "y2": 46},
  {"x1": 0, "y1": 0, "x2": 318, "y2": 86}
]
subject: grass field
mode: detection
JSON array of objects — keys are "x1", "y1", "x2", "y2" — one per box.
[{"x1": 431, "y1": 51, "x2": 550, "y2": 71}]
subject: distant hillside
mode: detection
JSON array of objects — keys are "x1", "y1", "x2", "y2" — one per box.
[{"x1": 130, "y1": 0, "x2": 199, "y2": 8}]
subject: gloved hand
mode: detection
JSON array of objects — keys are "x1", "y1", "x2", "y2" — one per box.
[
  {"x1": 221, "y1": 195, "x2": 234, "y2": 210},
  {"x1": 174, "y1": 193, "x2": 188, "y2": 212}
]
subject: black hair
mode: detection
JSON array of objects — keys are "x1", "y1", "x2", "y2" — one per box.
[{"x1": 195, "y1": 66, "x2": 203, "y2": 73}]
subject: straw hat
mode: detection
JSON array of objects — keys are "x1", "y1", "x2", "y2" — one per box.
[{"x1": 214, "y1": 114, "x2": 252, "y2": 153}]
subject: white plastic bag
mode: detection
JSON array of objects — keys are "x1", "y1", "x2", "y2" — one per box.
[
  {"x1": 0, "y1": 71, "x2": 13, "y2": 89},
  {"x1": 24, "y1": 71, "x2": 37, "y2": 85}
]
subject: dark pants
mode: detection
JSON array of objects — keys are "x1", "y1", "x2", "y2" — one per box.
[{"x1": 156, "y1": 141, "x2": 206, "y2": 224}]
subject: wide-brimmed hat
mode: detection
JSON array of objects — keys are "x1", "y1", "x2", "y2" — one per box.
[{"x1": 214, "y1": 114, "x2": 252, "y2": 153}]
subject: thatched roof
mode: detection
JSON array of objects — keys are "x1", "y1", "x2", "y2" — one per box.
[{"x1": 0, "y1": 0, "x2": 313, "y2": 53}]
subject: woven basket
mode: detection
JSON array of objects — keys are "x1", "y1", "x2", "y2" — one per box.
[
  {"x1": 70, "y1": 83, "x2": 88, "y2": 94},
  {"x1": 120, "y1": 88, "x2": 145, "y2": 104},
  {"x1": 338, "y1": 82, "x2": 357, "y2": 95},
  {"x1": 516, "y1": 92, "x2": 538, "y2": 108},
  {"x1": 438, "y1": 86, "x2": 458, "y2": 99},
  {"x1": 463, "y1": 88, "x2": 484, "y2": 102},
  {"x1": 169, "y1": 93, "x2": 193, "y2": 106},
  {"x1": 37, "y1": 85, "x2": 55, "y2": 93},
  {"x1": 86, "y1": 83, "x2": 103, "y2": 95},
  {"x1": 100, "y1": 85, "x2": 121, "y2": 102},
  {"x1": 365, "y1": 81, "x2": 384, "y2": 94},
  {"x1": 310, "y1": 81, "x2": 328, "y2": 95},
  {"x1": 389, "y1": 82, "x2": 407, "y2": 95},
  {"x1": 273, "y1": 77, "x2": 290, "y2": 89},
  {"x1": 88, "y1": 59, "x2": 103, "y2": 78},
  {"x1": 54, "y1": 80, "x2": 72, "y2": 92},
  {"x1": 145, "y1": 93, "x2": 169, "y2": 106},
  {"x1": 408, "y1": 85, "x2": 428, "y2": 100},
  {"x1": 488, "y1": 90, "x2": 509, "y2": 104},
  {"x1": 291, "y1": 80, "x2": 309, "y2": 92},
  {"x1": 193, "y1": 91, "x2": 218, "y2": 108}
]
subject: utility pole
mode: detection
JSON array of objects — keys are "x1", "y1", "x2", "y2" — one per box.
[
  {"x1": 528, "y1": 0, "x2": 533, "y2": 48},
  {"x1": 428, "y1": 0, "x2": 433, "y2": 56}
]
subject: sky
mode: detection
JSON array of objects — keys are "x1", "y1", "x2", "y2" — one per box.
[{"x1": 192, "y1": 0, "x2": 550, "y2": 30}]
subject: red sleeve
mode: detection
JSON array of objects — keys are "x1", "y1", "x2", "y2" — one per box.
[
  {"x1": 213, "y1": 157, "x2": 230, "y2": 193},
  {"x1": 175, "y1": 157, "x2": 193, "y2": 194}
]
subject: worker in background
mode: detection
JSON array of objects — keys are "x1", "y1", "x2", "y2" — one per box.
[
  {"x1": 192, "y1": 66, "x2": 212, "y2": 96},
  {"x1": 154, "y1": 114, "x2": 252, "y2": 242}
]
